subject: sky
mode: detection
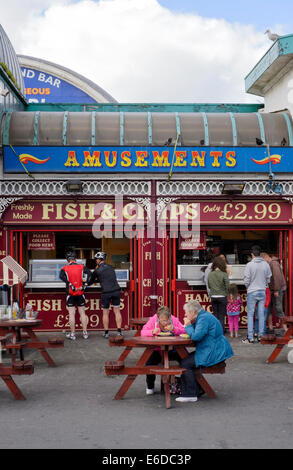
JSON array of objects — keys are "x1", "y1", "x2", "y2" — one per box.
[{"x1": 0, "y1": 0, "x2": 291, "y2": 103}]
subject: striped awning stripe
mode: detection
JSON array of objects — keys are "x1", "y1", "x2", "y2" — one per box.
[{"x1": 0, "y1": 256, "x2": 28, "y2": 286}]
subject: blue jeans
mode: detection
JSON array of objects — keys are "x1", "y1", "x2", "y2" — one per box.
[
  {"x1": 247, "y1": 290, "x2": 266, "y2": 339},
  {"x1": 254, "y1": 307, "x2": 268, "y2": 335}
]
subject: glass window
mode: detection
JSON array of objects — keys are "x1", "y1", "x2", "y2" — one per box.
[
  {"x1": 67, "y1": 112, "x2": 92, "y2": 145},
  {"x1": 151, "y1": 113, "x2": 177, "y2": 146},
  {"x1": 38, "y1": 112, "x2": 64, "y2": 145},
  {"x1": 124, "y1": 112, "x2": 148, "y2": 145},
  {"x1": 95, "y1": 112, "x2": 120, "y2": 145},
  {"x1": 234, "y1": 113, "x2": 261, "y2": 146},
  {"x1": 179, "y1": 113, "x2": 205, "y2": 146},
  {"x1": 9, "y1": 112, "x2": 35, "y2": 145},
  {"x1": 262, "y1": 113, "x2": 289, "y2": 146},
  {"x1": 207, "y1": 113, "x2": 233, "y2": 146}
]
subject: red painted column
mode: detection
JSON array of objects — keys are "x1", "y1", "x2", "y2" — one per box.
[
  {"x1": 150, "y1": 180, "x2": 158, "y2": 315},
  {"x1": 288, "y1": 228, "x2": 293, "y2": 316}
]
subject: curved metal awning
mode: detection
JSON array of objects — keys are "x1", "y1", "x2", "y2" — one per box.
[{"x1": 1, "y1": 110, "x2": 293, "y2": 147}]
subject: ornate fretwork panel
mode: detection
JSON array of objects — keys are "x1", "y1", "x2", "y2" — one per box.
[
  {"x1": 157, "y1": 180, "x2": 293, "y2": 197},
  {"x1": 0, "y1": 197, "x2": 22, "y2": 218},
  {"x1": 0, "y1": 180, "x2": 151, "y2": 197}
]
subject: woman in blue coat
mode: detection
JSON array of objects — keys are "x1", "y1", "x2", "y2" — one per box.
[{"x1": 176, "y1": 300, "x2": 234, "y2": 403}]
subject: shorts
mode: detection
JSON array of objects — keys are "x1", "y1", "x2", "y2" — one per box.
[
  {"x1": 66, "y1": 294, "x2": 86, "y2": 307},
  {"x1": 101, "y1": 291, "x2": 121, "y2": 309}
]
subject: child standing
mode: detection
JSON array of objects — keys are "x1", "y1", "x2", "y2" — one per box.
[{"x1": 227, "y1": 284, "x2": 242, "y2": 338}]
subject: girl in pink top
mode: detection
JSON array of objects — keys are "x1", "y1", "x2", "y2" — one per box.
[
  {"x1": 141, "y1": 306, "x2": 186, "y2": 394},
  {"x1": 227, "y1": 284, "x2": 242, "y2": 338}
]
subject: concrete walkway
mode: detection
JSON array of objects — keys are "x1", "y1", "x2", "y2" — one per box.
[{"x1": 0, "y1": 330, "x2": 293, "y2": 449}]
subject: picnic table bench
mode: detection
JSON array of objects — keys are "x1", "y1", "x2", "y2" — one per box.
[
  {"x1": 260, "y1": 316, "x2": 293, "y2": 363},
  {"x1": 0, "y1": 319, "x2": 64, "y2": 367},
  {"x1": 0, "y1": 360, "x2": 34, "y2": 400}
]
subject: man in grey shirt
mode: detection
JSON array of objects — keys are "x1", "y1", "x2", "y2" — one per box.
[{"x1": 243, "y1": 245, "x2": 272, "y2": 343}]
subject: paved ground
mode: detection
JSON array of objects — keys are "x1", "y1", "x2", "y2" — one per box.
[{"x1": 0, "y1": 330, "x2": 293, "y2": 450}]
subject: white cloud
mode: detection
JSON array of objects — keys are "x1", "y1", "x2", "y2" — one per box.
[{"x1": 1, "y1": 0, "x2": 269, "y2": 102}]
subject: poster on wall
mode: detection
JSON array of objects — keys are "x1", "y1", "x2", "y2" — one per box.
[{"x1": 27, "y1": 232, "x2": 56, "y2": 251}]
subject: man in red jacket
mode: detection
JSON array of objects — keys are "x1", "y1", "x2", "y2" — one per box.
[{"x1": 59, "y1": 251, "x2": 92, "y2": 340}]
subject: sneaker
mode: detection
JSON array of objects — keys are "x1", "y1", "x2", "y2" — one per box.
[
  {"x1": 83, "y1": 331, "x2": 89, "y2": 340},
  {"x1": 103, "y1": 332, "x2": 109, "y2": 339},
  {"x1": 117, "y1": 330, "x2": 123, "y2": 337},
  {"x1": 65, "y1": 332, "x2": 76, "y2": 341},
  {"x1": 146, "y1": 388, "x2": 154, "y2": 395},
  {"x1": 242, "y1": 337, "x2": 254, "y2": 344},
  {"x1": 175, "y1": 396, "x2": 198, "y2": 403}
]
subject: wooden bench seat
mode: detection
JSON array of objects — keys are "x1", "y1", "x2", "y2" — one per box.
[
  {"x1": 194, "y1": 361, "x2": 226, "y2": 398},
  {"x1": 149, "y1": 366, "x2": 187, "y2": 376},
  {"x1": 47, "y1": 337, "x2": 64, "y2": 346},
  {"x1": 5, "y1": 341, "x2": 27, "y2": 349},
  {"x1": 104, "y1": 361, "x2": 125, "y2": 376},
  {"x1": 109, "y1": 336, "x2": 125, "y2": 345},
  {"x1": 260, "y1": 335, "x2": 288, "y2": 345},
  {"x1": 12, "y1": 360, "x2": 34, "y2": 374},
  {"x1": 0, "y1": 360, "x2": 35, "y2": 400}
]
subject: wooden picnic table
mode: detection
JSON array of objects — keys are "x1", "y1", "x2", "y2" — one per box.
[
  {"x1": 0, "y1": 319, "x2": 64, "y2": 367},
  {"x1": 129, "y1": 317, "x2": 150, "y2": 336},
  {"x1": 105, "y1": 335, "x2": 194, "y2": 409},
  {"x1": 261, "y1": 316, "x2": 293, "y2": 363},
  {"x1": 109, "y1": 317, "x2": 151, "y2": 362}
]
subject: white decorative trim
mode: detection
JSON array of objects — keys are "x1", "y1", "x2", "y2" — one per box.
[
  {"x1": 0, "y1": 197, "x2": 22, "y2": 218},
  {"x1": 157, "y1": 197, "x2": 178, "y2": 219},
  {"x1": 157, "y1": 181, "x2": 293, "y2": 197},
  {"x1": 0, "y1": 180, "x2": 151, "y2": 197},
  {"x1": 132, "y1": 197, "x2": 151, "y2": 220}
]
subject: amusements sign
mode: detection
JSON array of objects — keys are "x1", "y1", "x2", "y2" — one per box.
[
  {"x1": 4, "y1": 146, "x2": 293, "y2": 173},
  {"x1": 23, "y1": 291, "x2": 130, "y2": 331},
  {"x1": 27, "y1": 232, "x2": 56, "y2": 251}
]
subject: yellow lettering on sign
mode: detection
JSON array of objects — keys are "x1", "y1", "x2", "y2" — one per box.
[
  {"x1": 135, "y1": 151, "x2": 148, "y2": 167},
  {"x1": 83, "y1": 151, "x2": 102, "y2": 167},
  {"x1": 79, "y1": 204, "x2": 95, "y2": 220},
  {"x1": 174, "y1": 150, "x2": 187, "y2": 167},
  {"x1": 64, "y1": 151, "x2": 80, "y2": 167},
  {"x1": 104, "y1": 151, "x2": 117, "y2": 168},
  {"x1": 56, "y1": 204, "x2": 63, "y2": 220},
  {"x1": 151, "y1": 151, "x2": 170, "y2": 167},
  {"x1": 101, "y1": 203, "x2": 117, "y2": 220},
  {"x1": 186, "y1": 203, "x2": 199, "y2": 220},
  {"x1": 122, "y1": 203, "x2": 144, "y2": 221},
  {"x1": 121, "y1": 151, "x2": 131, "y2": 167},
  {"x1": 190, "y1": 151, "x2": 206, "y2": 167},
  {"x1": 170, "y1": 203, "x2": 184, "y2": 220},
  {"x1": 42, "y1": 203, "x2": 55, "y2": 220},
  {"x1": 225, "y1": 150, "x2": 236, "y2": 167},
  {"x1": 210, "y1": 151, "x2": 223, "y2": 167},
  {"x1": 51, "y1": 299, "x2": 62, "y2": 311},
  {"x1": 64, "y1": 203, "x2": 78, "y2": 220}
]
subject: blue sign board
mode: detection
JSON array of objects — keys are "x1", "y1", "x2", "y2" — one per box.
[
  {"x1": 4, "y1": 146, "x2": 293, "y2": 173},
  {"x1": 21, "y1": 67, "x2": 97, "y2": 104}
]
